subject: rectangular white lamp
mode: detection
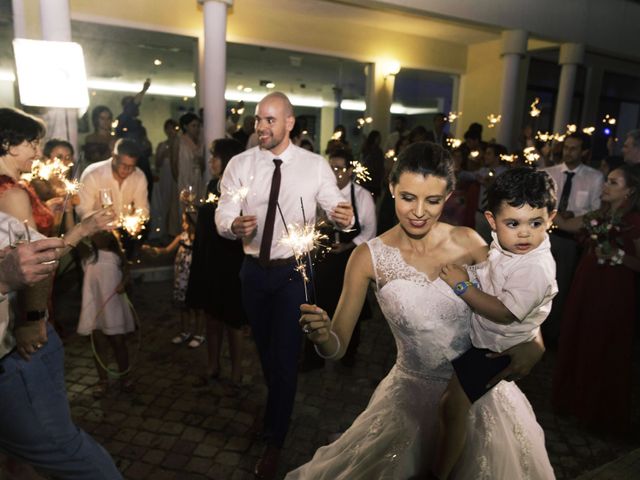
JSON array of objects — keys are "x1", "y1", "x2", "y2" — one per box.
[{"x1": 13, "y1": 38, "x2": 89, "y2": 109}]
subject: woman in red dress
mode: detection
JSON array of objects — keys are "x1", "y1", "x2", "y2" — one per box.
[{"x1": 553, "y1": 164, "x2": 640, "y2": 434}]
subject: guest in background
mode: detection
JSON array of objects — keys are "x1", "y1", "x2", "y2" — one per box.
[
  {"x1": 150, "y1": 119, "x2": 179, "y2": 239},
  {"x1": 360, "y1": 130, "x2": 385, "y2": 199},
  {"x1": 176, "y1": 112, "x2": 205, "y2": 216},
  {"x1": 553, "y1": 164, "x2": 640, "y2": 433},
  {"x1": 187, "y1": 138, "x2": 246, "y2": 390},
  {"x1": 83, "y1": 105, "x2": 115, "y2": 166}
]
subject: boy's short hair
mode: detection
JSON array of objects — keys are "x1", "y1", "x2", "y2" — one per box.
[{"x1": 487, "y1": 167, "x2": 557, "y2": 215}]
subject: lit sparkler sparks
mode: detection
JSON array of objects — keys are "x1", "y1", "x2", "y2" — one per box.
[
  {"x1": 602, "y1": 114, "x2": 616, "y2": 125},
  {"x1": 331, "y1": 131, "x2": 343, "y2": 140},
  {"x1": 351, "y1": 160, "x2": 371, "y2": 184},
  {"x1": 500, "y1": 154, "x2": 518, "y2": 163},
  {"x1": 447, "y1": 112, "x2": 462, "y2": 123},
  {"x1": 487, "y1": 114, "x2": 502, "y2": 128},
  {"x1": 523, "y1": 147, "x2": 540, "y2": 165},
  {"x1": 529, "y1": 98, "x2": 541, "y2": 117},
  {"x1": 62, "y1": 178, "x2": 81, "y2": 195},
  {"x1": 229, "y1": 186, "x2": 249, "y2": 204},
  {"x1": 470, "y1": 150, "x2": 480, "y2": 159},
  {"x1": 582, "y1": 126, "x2": 596, "y2": 135},
  {"x1": 553, "y1": 133, "x2": 566, "y2": 142},
  {"x1": 29, "y1": 158, "x2": 72, "y2": 181},
  {"x1": 536, "y1": 131, "x2": 553, "y2": 142},
  {"x1": 356, "y1": 117, "x2": 373, "y2": 129},
  {"x1": 204, "y1": 192, "x2": 219, "y2": 204},
  {"x1": 566, "y1": 124, "x2": 577, "y2": 134},
  {"x1": 446, "y1": 138, "x2": 463, "y2": 149},
  {"x1": 120, "y1": 206, "x2": 148, "y2": 238}
]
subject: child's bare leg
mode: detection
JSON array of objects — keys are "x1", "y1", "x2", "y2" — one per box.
[{"x1": 432, "y1": 373, "x2": 471, "y2": 479}]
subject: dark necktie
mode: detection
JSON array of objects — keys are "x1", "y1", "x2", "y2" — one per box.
[
  {"x1": 259, "y1": 159, "x2": 283, "y2": 265},
  {"x1": 558, "y1": 171, "x2": 575, "y2": 213}
]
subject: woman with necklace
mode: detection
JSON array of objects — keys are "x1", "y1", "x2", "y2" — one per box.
[{"x1": 553, "y1": 164, "x2": 640, "y2": 434}]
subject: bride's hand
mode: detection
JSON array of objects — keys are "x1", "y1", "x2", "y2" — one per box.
[
  {"x1": 300, "y1": 304, "x2": 331, "y2": 344},
  {"x1": 485, "y1": 333, "x2": 545, "y2": 388}
]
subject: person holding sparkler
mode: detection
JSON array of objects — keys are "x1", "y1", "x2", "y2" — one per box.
[
  {"x1": 215, "y1": 92, "x2": 354, "y2": 480},
  {"x1": 290, "y1": 142, "x2": 552, "y2": 479},
  {"x1": 0, "y1": 107, "x2": 123, "y2": 479}
]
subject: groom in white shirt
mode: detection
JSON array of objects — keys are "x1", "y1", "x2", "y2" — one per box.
[{"x1": 215, "y1": 92, "x2": 353, "y2": 479}]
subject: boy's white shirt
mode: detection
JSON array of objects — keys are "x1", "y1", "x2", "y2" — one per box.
[{"x1": 470, "y1": 231, "x2": 558, "y2": 353}]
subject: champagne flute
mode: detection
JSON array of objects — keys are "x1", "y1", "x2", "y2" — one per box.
[
  {"x1": 99, "y1": 188, "x2": 113, "y2": 209},
  {"x1": 8, "y1": 221, "x2": 29, "y2": 248}
]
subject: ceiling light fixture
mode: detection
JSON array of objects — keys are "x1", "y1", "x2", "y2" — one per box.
[{"x1": 153, "y1": 59, "x2": 162, "y2": 66}]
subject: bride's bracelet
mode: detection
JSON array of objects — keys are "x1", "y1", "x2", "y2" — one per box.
[{"x1": 314, "y1": 331, "x2": 341, "y2": 360}]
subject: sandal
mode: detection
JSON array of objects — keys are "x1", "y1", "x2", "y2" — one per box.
[
  {"x1": 187, "y1": 335, "x2": 205, "y2": 349},
  {"x1": 172, "y1": 331, "x2": 192, "y2": 344},
  {"x1": 92, "y1": 380, "x2": 109, "y2": 399}
]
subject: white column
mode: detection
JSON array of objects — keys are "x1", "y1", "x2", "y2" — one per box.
[
  {"x1": 320, "y1": 105, "x2": 335, "y2": 155},
  {"x1": 11, "y1": 0, "x2": 27, "y2": 38},
  {"x1": 38, "y1": 0, "x2": 77, "y2": 150},
  {"x1": 199, "y1": 0, "x2": 231, "y2": 153},
  {"x1": 553, "y1": 43, "x2": 585, "y2": 133},
  {"x1": 365, "y1": 63, "x2": 395, "y2": 147},
  {"x1": 497, "y1": 29, "x2": 528, "y2": 150}
]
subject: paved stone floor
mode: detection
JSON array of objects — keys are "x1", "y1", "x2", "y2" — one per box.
[{"x1": 2, "y1": 271, "x2": 640, "y2": 479}]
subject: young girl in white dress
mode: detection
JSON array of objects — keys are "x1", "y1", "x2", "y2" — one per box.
[
  {"x1": 78, "y1": 231, "x2": 135, "y2": 398},
  {"x1": 291, "y1": 142, "x2": 555, "y2": 479}
]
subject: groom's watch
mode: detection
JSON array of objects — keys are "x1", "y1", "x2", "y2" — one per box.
[{"x1": 453, "y1": 280, "x2": 477, "y2": 296}]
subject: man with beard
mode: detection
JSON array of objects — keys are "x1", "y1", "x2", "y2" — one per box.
[{"x1": 215, "y1": 92, "x2": 353, "y2": 479}]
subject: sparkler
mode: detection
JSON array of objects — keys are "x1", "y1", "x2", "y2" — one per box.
[
  {"x1": 62, "y1": 178, "x2": 81, "y2": 196},
  {"x1": 447, "y1": 112, "x2": 462, "y2": 123},
  {"x1": 29, "y1": 158, "x2": 72, "y2": 181},
  {"x1": 276, "y1": 199, "x2": 327, "y2": 302},
  {"x1": 582, "y1": 126, "x2": 596, "y2": 135},
  {"x1": 529, "y1": 98, "x2": 541, "y2": 117},
  {"x1": 500, "y1": 154, "x2": 518, "y2": 163},
  {"x1": 566, "y1": 124, "x2": 577, "y2": 134},
  {"x1": 331, "y1": 131, "x2": 343, "y2": 141},
  {"x1": 204, "y1": 192, "x2": 219, "y2": 204},
  {"x1": 469, "y1": 150, "x2": 480, "y2": 159},
  {"x1": 602, "y1": 114, "x2": 616, "y2": 125},
  {"x1": 487, "y1": 114, "x2": 501, "y2": 128},
  {"x1": 536, "y1": 131, "x2": 553, "y2": 142},
  {"x1": 446, "y1": 138, "x2": 462, "y2": 149},
  {"x1": 120, "y1": 204, "x2": 148, "y2": 238},
  {"x1": 351, "y1": 160, "x2": 371, "y2": 184},
  {"x1": 523, "y1": 147, "x2": 540, "y2": 166},
  {"x1": 356, "y1": 117, "x2": 373, "y2": 129}
]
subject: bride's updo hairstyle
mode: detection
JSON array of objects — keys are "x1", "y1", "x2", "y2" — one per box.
[{"x1": 389, "y1": 141, "x2": 455, "y2": 192}]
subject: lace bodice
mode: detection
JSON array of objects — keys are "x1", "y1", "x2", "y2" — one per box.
[{"x1": 368, "y1": 237, "x2": 472, "y2": 381}]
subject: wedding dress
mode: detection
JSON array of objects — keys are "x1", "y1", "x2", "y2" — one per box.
[{"x1": 286, "y1": 237, "x2": 555, "y2": 479}]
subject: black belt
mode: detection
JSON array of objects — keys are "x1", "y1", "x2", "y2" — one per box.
[{"x1": 249, "y1": 255, "x2": 296, "y2": 268}]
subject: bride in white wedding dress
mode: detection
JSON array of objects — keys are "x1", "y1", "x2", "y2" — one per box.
[{"x1": 287, "y1": 142, "x2": 555, "y2": 479}]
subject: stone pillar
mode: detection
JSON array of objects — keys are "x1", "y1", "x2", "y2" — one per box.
[
  {"x1": 199, "y1": 0, "x2": 231, "y2": 153},
  {"x1": 320, "y1": 105, "x2": 335, "y2": 155},
  {"x1": 580, "y1": 65, "x2": 603, "y2": 127},
  {"x1": 365, "y1": 62, "x2": 396, "y2": 147},
  {"x1": 38, "y1": 0, "x2": 77, "y2": 150},
  {"x1": 553, "y1": 43, "x2": 585, "y2": 133},
  {"x1": 497, "y1": 29, "x2": 528, "y2": 150}
]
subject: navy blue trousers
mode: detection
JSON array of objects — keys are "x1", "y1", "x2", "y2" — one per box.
[{"x1": 240, "y1": 256, "x2": 307, "y2": 448}]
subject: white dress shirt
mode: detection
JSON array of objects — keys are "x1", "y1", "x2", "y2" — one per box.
[
  {"x1": 343, "y1": 182, "x2": 376, "y2": 246},
  {"x1": 471, "y1": 232, "x2": 558, "y2": 353},
  {"x1": 542, "y1": 163, "x2": 603, "y2": 216},
  {"x1": 216, "y1": 144, "x2": 349, "y2": 259},
  {"x1": 0, "y1": 213, "x2": 46, "y2": 358},
  {"x1": 76, "y1": 158, "x2": 149, "y2": 220}
]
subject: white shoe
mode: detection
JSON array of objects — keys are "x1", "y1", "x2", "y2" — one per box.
[
  {"x1": 188, "y1": 335, "x2": 205, "y2": 348},
  {"x1": 172, "y1": 332, "x2": 192, "y2": 344}
]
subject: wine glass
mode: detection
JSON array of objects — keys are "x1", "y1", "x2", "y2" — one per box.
[
  {"x1": 99, "y1": 188, "x2": 113, "y2": 209},
  {"x1": 8, "y1": 221, "x2": 29, "y2": 248}
]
